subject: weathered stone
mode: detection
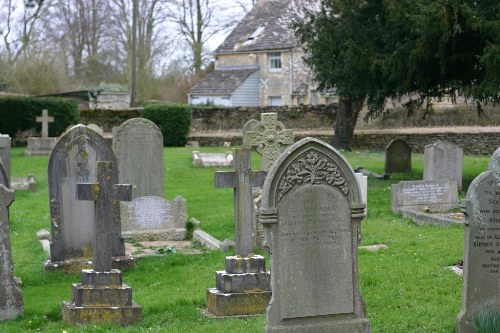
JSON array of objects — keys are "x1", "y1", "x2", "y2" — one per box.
[
  {"x1": 37, "y1": 109, "x2": 54, "y2": 138},
  {"x1": 457, "y1": 148, "x2": 500, "y2": 332},
  {"x1": 206, "y1": 289, "x2": 272, "y2": 317},
  {"x1": 0, "y1": 134, "x2": 11, "y2": 184},
  {"x1": 0, "y1": 184, "x2": 23, "y2": 321},
  {"x1": 385, "y1": 138, "x2": 411, "y2": 173},
  {"x1": 193, "y1": 230, "x2": 221, "y2": 249},
  {"x1": 121, "y1": 195, "x2": 187, "y2": 241},
  {"x1": 113, "y1": 118, "x2": 164, "y2": 199},
  {"x1": 242, "y1": 113, "x2": 294, "y2": 171},
  {"x1": 424, "y1": 140, "x2": 463, "y2": 188},
  {"x1": 36, "y1": 229, "x2": 51, "y2": 240},
  {"x1": 0, "y1": 160, "x2": 8, "y2": 188},
  {"x1": 391, "y1": 180, "x2": 459, "y2": 213},
  {"x1": 25, "y1": 110, "x2": 57, "y2": 155},
  {"x1": 192, "y1": 151, "x2": 233, "y2": 168},
  {"x1": 260, "y1": 137, "x2": 370, "y2": 332},
  {"x1": 355, "y1": 172, "x2": 368, "y2": 215},
  {"x1": 220, "y1": 238, "x2": 235, "y2": 251},
  {"x1": 86, "y1": 124, "x2": 103, "y2": 136},
  {"x1": 46, "y1": 124, "x2": 130, "y2": 272},
  {"x1": 10, "y1": 175, "x2": 36, "y2": 192}
]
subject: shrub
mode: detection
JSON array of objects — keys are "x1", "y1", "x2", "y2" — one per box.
[
  {"x1": 142, "y1": 103, "x2": 191, "y2": 146},
  {"x1": 0, "y1": 97, "x2": 79, "y2": 138}
]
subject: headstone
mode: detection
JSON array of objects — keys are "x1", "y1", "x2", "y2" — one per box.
[
  {"x1": 424, "y1": 140, "x2": 463, "y2": 188},
  {"x1": 260, "y1": 137, "x2": 370, "y2": 332},
  {"x1": 206, "y1": 148, "x2": 271, "y2": 317},
  {"x1": 62, "y1": 161, "x2": 141, "y2": 325},
  {"x1": 192, "y1": 151, "x2": 233, "y2": 168},
  {"x1": 121, "y1": 195, "x2": 187, "y2": 241},
  {"x1": 10, "y1": 175, "x2": 36, "y2": 192},
  {"x1": 457, "y1": 148, "x2": 500, "y2": 332},
  {"x1": 45, "y1": 124, "x2": 132, "y2": 272},
  {"x1": 242, "y1": 113, "x2": 294, "y2": 171},
  {"x1": 113, "y1": 118, "x2": 164, "y2": 199},
  {"x1": 0, "y1": 184, "x2": 23, "y2": 321},
  {"x1": 0, "y1": 160, "x2": 8, "y2": 189},
  {"x1": 0, "y1": 134, "x2": 11, "y2": 184},
  {"x1": 391, "y1": 180, "x2": 458, "y2": 213},
  {"x1": 356, "y1": 172, "x2": 368, "y2": 215},
  {"x1": 25, "y1": 110, "x2": 57, "y2": 155},
  {"x1": 86, "y1": 124, "x2": 104, "y2": 136},
  {"x1": 385, "y1": 138, "x2": 411, "y2": 173}
]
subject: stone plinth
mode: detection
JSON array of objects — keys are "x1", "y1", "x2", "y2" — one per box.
[
  {"x1": 25, "y1": 137, "x2": 58, "y2": 155},
  {"x1": 206, "y1": 255, "x2": 271, "y2": 317}
]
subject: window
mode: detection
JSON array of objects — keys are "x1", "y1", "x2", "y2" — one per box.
[
  {"x1": 268, "y1": 96, "x2": 283, "y2": 106},
  {"x1": 268, "y1": 52, "x2": 282, "y2": 72}
]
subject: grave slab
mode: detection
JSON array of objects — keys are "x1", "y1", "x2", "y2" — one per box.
[{"x1": 192, "y1": 151, "x2": 233, "y2": 168}]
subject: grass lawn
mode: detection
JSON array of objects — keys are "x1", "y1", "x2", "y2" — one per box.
[{"x1": 0, "y1": 146, "x2": 491, "y2": 332}]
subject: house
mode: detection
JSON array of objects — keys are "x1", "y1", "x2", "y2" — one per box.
[{"x1": 188, "y1": 0, "x2": 333, "y2": 107}]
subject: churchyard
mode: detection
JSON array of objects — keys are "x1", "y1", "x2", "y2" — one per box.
[{"x1": 0, "y1": 143, "x2": 494, "y2": 332}]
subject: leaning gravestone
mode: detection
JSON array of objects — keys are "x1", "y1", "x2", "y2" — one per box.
[
  {"x1": 0, "y1": 134, "x2": 11, "y2": 184},
  {"x1": 260, "y1": 137, "x2": 370, "y2": 332},
  {"x1": 424, "y1": 140, "x2": 463, "y2": 188},
  {"x1": 46, "y1": 125, "x2": 131, "y2": 272},
  {"x1": 457, "y1": 148, "x2": 500, "y2": 332},
  {"x1": 25, "y1": 109, "x2": 58, "y2": 155},
  {"x1": 113, "y1": 118, "x2": 164, "y2": 199},
  {"x1": 0, "y1": 182, "x2": 24, "y2": 321},
  {"x1": 385, "y1": 138, "x2": 411, "y2": 173},
  {"x1": 62, "y1": 161, "x2": 141, "y2": 325}
]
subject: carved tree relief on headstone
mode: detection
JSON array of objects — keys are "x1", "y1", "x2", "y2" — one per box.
[
  {"x1": 113, "y1": 118, "x2": 164, "y2": 199},
  {"x1": 424, "y1": 140, "x2": 463, "y2": 188},
  {"x1": 260, "y1": 137, "x2": 370, "y2": 332},
  {"x1": 47, "y1": 125, "x2": 126, "y2": 270},
  {"x1": 385, "y1": 138, "x2": 411, "y2": 173},
  {"x1": 243, "y1": 113, "x2": 294, "y2": 171},
  {"x1": 457, "y1": 148, "x2": 500, "y2": 332},
  {"x1": 0, "y1": 184, "x2": 23, "y2": 321}
]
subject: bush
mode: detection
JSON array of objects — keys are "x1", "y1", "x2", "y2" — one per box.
[
  {"x1": 142, "y1": 104, "x2": 191, "y2": 146},
  {"x1": 0, "y1": 97, "x2": 79, "y2": 138}
]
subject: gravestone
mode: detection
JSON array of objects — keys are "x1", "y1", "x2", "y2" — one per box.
[
  {"x1": 385, "y1": 139, "x2": 411, "y2": 173},
  {"x1": 0, "y1": 183, "x2": 24, "y2": 321},
  {"x1": 46, "y1": 124, "x2": 131, "y2": 272},
  {"x1": 0, "y1": 160, "x2": 8, "y2": 189},
  {"x1": 356, "y1": 172, "x2": 368, "y2": 215},
  {"x1": 206, "y1": 148, "x2": 271, "y2": 317},
  {"x1": 121, "y1": 195, "x2": 187, "y2": 241},
  {"x1": 242, "y1": 113, "x2": 294, "y2": 171},
  {"x1": 86, "y1": 123, "x2": 104, "y2": 136},
  {"x1": 457, "y1": 148, "x2": 500, "y2": 332},
  {"x1": 192, "y1": 151, "x2": 233, "y2": 168},
  {"x1": 113, "y1": 118, "x2": 164, "y2": 199},
  {"x1": 424, "y1": 140, "x2": 463, "y2": 188},
  {"x1": 0, "y1": 134, "x2": 11, "y2": 184},
  {"x1": 391, "y1": 180, "x2": 459, "y2": 213},
  {"x1": 62, "y1": 161, "x2": 141, "y2": 325},
  {"x1": 260, "y1": 137, "x2": 370, "y2": 332},
  {"x1": 26, "y1": 109, "x2": 58, "y2": 155}
]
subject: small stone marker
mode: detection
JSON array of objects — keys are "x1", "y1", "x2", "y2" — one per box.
[
  {"x1": 391, "y1": 180, "x2": 458, "y2": 213},
  {"x1": 62, "y1": 161, "x2": 141, "y2": 325},
  {"x1": 457, "y1": 148, "x2": 500, "y2": 332},
  {"x1": 36, "y1": 109, "x2": 54, "y2": 138},
  {"x1": 424, "y1": 140, "x2": 463, "y2": 188},
  {"x1": 0, "y1": 134, "x2": 11, "y2": 184},
  {"x1": 113, "y1": 118, "x2": 164, "y2": 199},
  {"x1": 243, "y1": 113, "x2": 294, "y2": 171},
  {"x1": 46, "y1": 124, "x2": 131, "y2": 272},
  {"x1": 0, "y1": 184, "x2": 23, "y2": 321},
  {"x1": 206, "y1": 148, "x2": 271, "y2": 317},
  {"x1": 260, "y1": 137, "x2": 370, "y2": 332},
  {"x1": 121, "y1": 195, "x2": 187, "y2": 241},
  {"x1": 192, "y1": 151, "x2": 233, "y2": 168},
  {"x1": 385, "y1": 138, "x2": 411, "y2": 173}
]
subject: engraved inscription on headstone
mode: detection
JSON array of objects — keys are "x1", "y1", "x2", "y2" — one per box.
[
  {"x1": 424, "y1": 140, "x2": 463, "y2": 188},
  {"x1": 260, "y1": 137, "x2": 370, "y2": 332},
  {"x1": 391, "y1": 180, "x2": 458, "y2": 213},
  {"x1": 385, "y1": 139, "x2": 411, "y2": 173}
]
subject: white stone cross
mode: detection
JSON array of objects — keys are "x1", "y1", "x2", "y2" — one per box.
[{"x1": 36, "y1": 109, "x2": 54, "y2": 138}]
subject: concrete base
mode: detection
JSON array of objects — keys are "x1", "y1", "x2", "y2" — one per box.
[
  {"x1": 25, "y1": 137, "x2": 57, "y2": 155},
  {"x1": 206, "y1": 288, "x2": 271, "y2": 317},
  {"x1": 44, "y1": 256, "x2": 134, "y2": 273},
  {"x1": 122, "y1": 228, "x2": 186, "y2": 242},
  {"x1": 62, "y1": 301, "x2": 142, "y2": 326},
  {"x1": 266, "y1": 317, "x2": 371, "y2": 333}
]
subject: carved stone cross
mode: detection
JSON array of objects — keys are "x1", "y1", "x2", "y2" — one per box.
[
  {"x1": 77, "y1": 161, "x2": 132, "y2": 272},
  {"x1": 243, "y1": 113, "x2": 294, "y2": 171},
  {"x1": 215, "y1": 148, "x2": 267, "y2": 257},
  {"x1": 36, "y1": 109, "x2": 54, "y2": 138}
]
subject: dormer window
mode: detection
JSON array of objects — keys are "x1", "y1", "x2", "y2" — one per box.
[
  {"x1": 268, "y1": 52, "x2": 282, "y2": 72},
  {"x1": 248, "y1": 26, "x2": 265, "y2": 40}
]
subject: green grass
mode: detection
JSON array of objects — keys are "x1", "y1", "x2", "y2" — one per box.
[{"x1": 0, "y1": 146, "x2": 492, "y2": 332}]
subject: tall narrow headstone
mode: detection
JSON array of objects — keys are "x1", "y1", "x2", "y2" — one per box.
[
  {"x1": 62, "y1": 161, "x2": 141, "y2": 325},
  {"x1": 0, "y1": 134, "x2": 11, "y2": 184},
  {"x1": 457, "y1": 148, "x2": 500, "y2": 332},
  {"x1": 0, "y1": 182, "x2": 23, "y2": 321},
  {"x1": 385, "y1": 138, "x2": 411, "y2": 173},
  {"x1": 242, "y1": 113, "x2": 294, "y2": 171},
  {"x1": 46, "y1": 125, "x2": 131, "y2": 272},
  {"x1": 424, "y1": 140, "x2": 463, "y2": 188},
  {"x1": 260, "y1": 137, "x2": 370, "y2": 332},
  {"x1": 206, "y1": 148, "x2": 271, "y2": 317},
  {"x1": 113, "y1": 118, "x2": 164, "y2": 199}
]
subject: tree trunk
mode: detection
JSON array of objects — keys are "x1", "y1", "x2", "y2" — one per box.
[{"x1": 332, "y1": 96, "x2": 362, "y2": 151}]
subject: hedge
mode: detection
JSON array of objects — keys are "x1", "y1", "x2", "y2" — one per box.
[
  {"x1": 0, "y1": 97, "x2": 79, "y2": 138},
  {"x1": 142, "y1": 104, "x2": 192, "y2": 146}
]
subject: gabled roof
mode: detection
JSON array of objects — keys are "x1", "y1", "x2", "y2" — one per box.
[
  {"x1": 215, "y1": 0, "x2": 319, "y2": 54},
  {"x1": 189, "y1": 67, "x2": 258, "y2": 95}
]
